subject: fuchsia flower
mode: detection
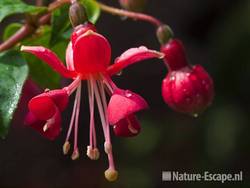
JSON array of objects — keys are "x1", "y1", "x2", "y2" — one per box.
[
  {"x1": 25, "y1": 89, "x2": 69, "y2": 140},
  {"x1": 161, "y1": 39, "x2": 214, "y2": 116},
  {"x1": 21, "y1": 22, "x2": 164, "y2": 181}
]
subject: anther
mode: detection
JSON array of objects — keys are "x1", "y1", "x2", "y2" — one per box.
[
  {"x1": 71, "y1": 148, "x2": 80, "y2": 160},
  {"x1": 104, "y1": 168, "x2": 118, "y2": 182},
  {"x1": 63, "y1": 141, "x2": 71, "y2": 155},
  {"x1": 86, "y1": 146, "x2": 100, "y2": 160},
  {"x1": 104, "y1": 141, "x2": 112, "y2": 154}
]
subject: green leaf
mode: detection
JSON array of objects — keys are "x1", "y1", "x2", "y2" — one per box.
[
  {"x1": 50, "y1": 4, "x2": 71, "y2": 45},
  {"x1": 81, "y1": 0, "x2": 101, "y2": 24},
  {"x1": 22, "y1": 26, "x2": 61, "y2": 89},
  {"x1": 0, "y1": 0, "x2": 47, "y2": 22},
  {"x1": 3, "y1": 23, "x2": 22, "y2": 41},
  {"x1": 0, "y1": 50, "x2": 28, "y2": 138}
]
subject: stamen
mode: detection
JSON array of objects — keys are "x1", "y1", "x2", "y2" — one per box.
[
  {"x1": 71, "y1": 148, "x2": 80, "y2": 160},
  {"x1": 98, "y1": 80, "x2": 111, "y2": 142},
  {"x1": 104, "y1": 141, "x2": 112, "y2": 154},
  {"x1": 87, "y1": 79, "x2": 97, "y2": 150},
  {"x1": 93, "y1": 79, "x2": 108, "y2": 140},
  {"x1": 64, "y1": 87, "x2": 78, "y2": 145},
  {"x1": 94, "y1": 77, "x2": 117, "y2": 177},
  {"x1": 104, "y1": 168, "x2": 118, "y2": 182},
  {"x1": 64, "y1": 76, "x2": 82, "y2": 95},
  {"x1": 86, "y1": 146, "x2": 100, "y2": 160},
  {"x1": 63, "y1": 141, "x2": 71, "y2": 155},
  {"x1": 71, "y1": 83, "x2": 81, "y2": 160},
  {"x1": 102, "y1": 74, "x2": 118, "y2": 92},
  {"x1": 64, "y1": 80, "x2": 81, "y2": 157}
]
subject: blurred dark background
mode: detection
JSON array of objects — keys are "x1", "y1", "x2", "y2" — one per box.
[{"x1": 0, "y1": 0, "x2": 250, "y2": 187}]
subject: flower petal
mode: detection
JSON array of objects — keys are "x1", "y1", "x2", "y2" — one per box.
[
  {"x1": 107, "y1": 89, "x2": 148, "y2": 125},
  {"x1": 21, "y1": 46, "x2": 77, "y2": 78},
  {"x1": 71, "y1": 22, "x2": 97, "y2": 47},
  {"x1": 113, "y1": 115, "x2": 141, "y2": 137},
  {"x1": 73, "y1": 30, "x2": 111, "y2": 75},
  {"x1": 40, "y1": 89, "x2": 69, "y2": 111},
  {"x1": 66, "y1": 42, "x2": 75, "y2": 71},
  {"x1": 28, "y1": 96, "x2": 56, "y2": 121},
  {"x1": 107, "y1": 46, "x2": 164, "y2": 75},
  {"x1": 25, "y1": 109, "x2": 61, "y2": 140}
]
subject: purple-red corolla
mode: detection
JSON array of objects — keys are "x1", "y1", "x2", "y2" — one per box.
[
  {"x1": 161, "y1": 39, "x2": 214, "y2": 116},
  {"x1": 21, "y1": 22, "x2": 164, "y2": 181}
]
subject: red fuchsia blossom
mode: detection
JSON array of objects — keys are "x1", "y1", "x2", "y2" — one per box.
[
  {"x1": 25, "y1": 89, "x2": 69, "y2": 140},
  {"x1": 107, "y1": 88, "x2": 148, "y2": 137},
  {"x1": 21, "y1": 22, "x2": 164, "y2": 181},
  {"x1": 161, "y1": 39, "x2": 214, "y2": 116}
]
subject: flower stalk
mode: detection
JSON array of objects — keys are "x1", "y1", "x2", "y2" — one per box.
[{"x1": 97, "y1": 2, "x2": 162, "y2": 27}]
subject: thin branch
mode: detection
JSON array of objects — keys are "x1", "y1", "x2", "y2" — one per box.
[
  {"x1": 0, "y1": 24, "x2": 35, "y2": 52},
  {"x1": 0, "y1": 0, "x2": 71, "y2": 52},
  {"x1": 97, "y1": 2, "x2": 162, "y2": 27}
]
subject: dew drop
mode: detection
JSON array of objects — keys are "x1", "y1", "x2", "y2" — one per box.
[
  {"x1": 125, "y1": 90, "x2": 132, "y2": 97},
  {"x1": 116, "y1": 70, "x2": 123, "y2": 76},
  {"x1": 170, "y1": 76, "x2": 175, "y2": 81}
]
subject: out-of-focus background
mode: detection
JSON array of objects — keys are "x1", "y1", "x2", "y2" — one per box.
[{"x1": 0, "y1": 0, "x2": 250, "y2": 187}]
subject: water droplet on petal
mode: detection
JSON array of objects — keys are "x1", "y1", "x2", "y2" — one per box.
[
  {"x1": 125, "y1": 90, "x2": 132, "y2": 97},
  {"x1": 170, "y1": 76, "x2": 175, "y2": 81},
  {"x1": 202, "y1": 80, "x2": 206, "y2": 85},
  {"x1": 116, "y1": 70, "x2": 123, "y2": 76}
]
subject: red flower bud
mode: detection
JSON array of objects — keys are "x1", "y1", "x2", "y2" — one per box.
[
  {"x1": 161, "y1": 39, "x2": 214, "y2": 115},
  {"x1": 119, "y1": 0, "x2": 147, "y2": 12}
]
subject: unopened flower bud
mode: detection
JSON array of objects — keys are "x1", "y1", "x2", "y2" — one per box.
[
  {"x1": 119, "y1": 0, "x2": 147, "y2": 12},
  {"x1": 69, "y1": 2, "x2": 88, "y2": 27},
  {"x1": 156, "y1": 24, "x2": 174, "y2": 45},
  {"x1": 161, "y1": 39, "x2": 214, "y2": 115}
]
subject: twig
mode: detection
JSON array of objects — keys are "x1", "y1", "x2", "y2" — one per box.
[
  {"x1": 97, "y1": 2, "x2": 162, "y2": 27},
  {"x1": 0, "y1": 0, "x2": 71, "y2": 52}
]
